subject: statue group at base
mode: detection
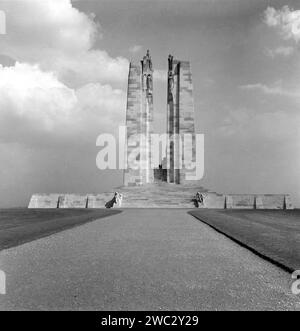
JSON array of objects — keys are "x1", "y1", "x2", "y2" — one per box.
[
  {"x1": 105, "y1": 192, "x2": 123, "y2": 208},
  {"x1": 195, "y1": 192, "x2": 205, "y2": 208}
]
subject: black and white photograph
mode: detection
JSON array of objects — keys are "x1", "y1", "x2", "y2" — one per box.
[{"x1": 0, "y1": 0, "x2": 299, "y2": 316}]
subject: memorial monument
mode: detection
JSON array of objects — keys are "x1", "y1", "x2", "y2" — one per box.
[
  {"x1": 124, "y1": 51, "x2": 198, "y2": 186},
  {"x1": 28, "y1": 50, "x2": 293, "y2": 209}
]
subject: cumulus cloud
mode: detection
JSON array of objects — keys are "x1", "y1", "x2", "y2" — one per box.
[
  {"x1": 0, "y1": 62, "x2": 126, "y2": 146},
  {"x1": 0, "y1": 0, "x2": 129, "y2": 148},
  {"x1": 216, "y1": 108, "x2": 300, "y2": 141},
  {"x1": 0, "y1": 0, "x2": 129, "y2": 87},
  {"x1": 0, "y1": 62, "x2": 76, "y2": 142},
  {"x1": 0, "y1": 10, "x2": 5, "y2": 35},
  {"x1": 2, "y1": 0, "x2": 98, "y2": 53},
  {"x1": 264, "y1": 46, "x2": 294, "y2": 58},
  {"x1": 264, "y1": 6, "x2": 300, "y2": 42},
  {"x1": 239, "y1": 82, "x2": 300, "y2": 99},
  {"x1": 129, "y1": 45, "x2": 143, "y2": 53},
  {"x1": 40, "y1": 49, "x2": 129, "y2": 88}
]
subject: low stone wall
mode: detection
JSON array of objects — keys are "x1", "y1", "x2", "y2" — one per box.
[
  {"x1": 28, "y1": 193, "x2": 115, "y2": 209},
  {"x1": 28, "y1": 192, "x2": 293, "y2": 209},
  {"x1": 255, "y1": 194, "x2": 293, "y2": 210},
  {"x1": 225, "y1": 195, "x2": 255, "y2": 209},
  {"x1": 58, "y1": 194, "x2": 88, "y2": 208},
  {"x1": 224, "y1": 194, "x2": 293, "y2": 209},
  {"x1": 28, "y1": 194, "x2": 60, "y2": 208},
  {"x1": 197, "y1": 194, "x2": 293, "y2": 210}
]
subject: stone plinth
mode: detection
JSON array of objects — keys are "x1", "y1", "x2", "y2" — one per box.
[
  {"x1": 225, "y1": 195, "x2": 256, "y2": 209},
  {"x1": 58, "y1": 195, "x2": 88, "y2": 208},
  {"x1": 28, "y1": 191, "x2": 293, "y2": 209},
  {"x1": 255, "y1": 194, "x2": 293, "y2": 210},
  {"x1": 28, "y1": 194, "x2": 60, "y2": 209}
]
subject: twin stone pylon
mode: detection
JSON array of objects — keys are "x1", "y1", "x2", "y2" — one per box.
[
  {"x1": 123, "y1": 50, "x2": 154, "y2": 186},
  {"x1": 123, "y1": 50, "x2": 197, "y2": 187}
]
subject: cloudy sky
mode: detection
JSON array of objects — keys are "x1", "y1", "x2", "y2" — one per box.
[{"x1": 0, "y1": 0, "x2": 299, "y2": 207}]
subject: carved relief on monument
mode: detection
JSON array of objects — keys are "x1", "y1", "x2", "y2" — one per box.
[
  {"x1": 168, "y1": 54, "x2": 174, "y2": 102},
  {"x1": 146, "y1": 74, "x2": 152, "y2": 92},
  {"x1": 141, "y1": 50, "x2": 153, "y2": 101},
  {"x1": 146, "y1": 74, "x2": 153, "y2": 102},
  {"x1": 142, "y1": 49, "x2": 153, "y2": 72}
]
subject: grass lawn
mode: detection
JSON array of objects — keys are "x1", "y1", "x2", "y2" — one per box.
[
  {"x1": 0, "y1": 208, "x2": 121, "y2": 251},
  {"x1": 189, "y1": 209, "x2": 300, "y2": 272}
]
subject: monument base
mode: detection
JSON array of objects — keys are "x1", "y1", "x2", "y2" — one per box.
[{"x1": 28, "y1": 184, "x2": 293, "y2": 209}]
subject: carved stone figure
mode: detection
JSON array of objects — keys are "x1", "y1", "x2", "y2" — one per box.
[
  {"x1": 195, "y1": 192, "x2": 205, "y2": 208},
  {"x1": 168, "y1": 54, "x2": 173, "y2": 71},
  {"x1": 168, "y1": 54, "x2": 174, "y2": 98},
  {"x1": 142, "y1": 49, "x2": 152, "y2": 72},
  {"x1": 105, "y1": 192, "x2": 122, "y2": 208},
  {"x1": 147, "y1": 49, "x2": 152, "y2": 71},
  {"x1": 168, "y1": 71, "x2": 174, "y2": 92},
  {"x1": 146, "y1": 74, "x2": 152, "y2": 93},
  {"x1": 143, "y1": 74, "x2": 147, "y2": 91},
  {"x1": 115, "y1": 192, "x2": 123, "y2": 207}
]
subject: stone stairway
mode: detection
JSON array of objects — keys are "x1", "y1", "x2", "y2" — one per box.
[{"x1": 89, "y1": 183, "x2": 210, "y2": 208}]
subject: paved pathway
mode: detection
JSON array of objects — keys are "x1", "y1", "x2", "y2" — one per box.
[{"x1": 0, "y1": 209, "x2": 298, "y2": 310}]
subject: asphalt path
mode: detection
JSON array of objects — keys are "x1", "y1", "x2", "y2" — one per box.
[{"x1": 0, "y1": 209, "x2": 298, "y2": 310}]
